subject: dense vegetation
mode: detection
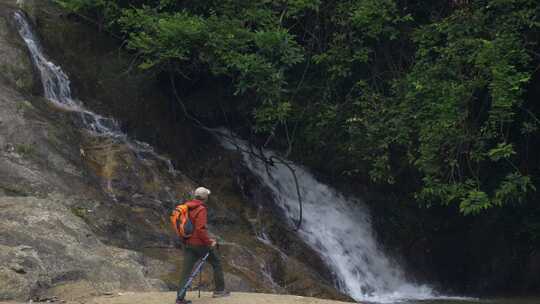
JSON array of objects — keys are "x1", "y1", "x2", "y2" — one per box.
[{"x1": 55, "y1": 0, "x2": 539, "y2": 216}]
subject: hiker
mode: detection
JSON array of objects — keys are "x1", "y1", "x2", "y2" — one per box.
[{"x1": 174, "y1": 187, "x2": 230, "y2": 304}]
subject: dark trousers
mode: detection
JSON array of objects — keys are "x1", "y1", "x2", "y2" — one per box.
[{"x1": 177, "y1": 245, "x2": 225, "y2": 300}]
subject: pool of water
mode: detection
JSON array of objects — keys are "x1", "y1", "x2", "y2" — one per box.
[{"x1": 396, "y1": 298, "x2": 540, "y2": 304}]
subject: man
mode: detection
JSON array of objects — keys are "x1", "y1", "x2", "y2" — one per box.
[{"x1": 175, "y1": 186, "x2": 230, "y2": 304}]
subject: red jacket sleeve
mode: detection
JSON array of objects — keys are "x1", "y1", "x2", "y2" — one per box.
[{"x1": 194, "y1": 206, "x2": 212, "y2": 246}]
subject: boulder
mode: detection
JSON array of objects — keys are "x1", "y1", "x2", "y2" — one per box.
[{"x1": 0, "y1": 195, "x2": 166, "y2": 301}]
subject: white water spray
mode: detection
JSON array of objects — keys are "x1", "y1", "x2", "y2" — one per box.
[
  {"x1": 13, "y1": 11, "x2": 177, "y2": 177},
  {"x1": 217, "y1": 131, "x2": 438, "y2": 303}
]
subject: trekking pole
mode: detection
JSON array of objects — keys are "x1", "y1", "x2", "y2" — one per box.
[
  {"x1": 198, "y1": 267, "x2": 202, "y2": 298},
  {"x1": 178, "y1": 252, "x2": 210, "y2": 299}
]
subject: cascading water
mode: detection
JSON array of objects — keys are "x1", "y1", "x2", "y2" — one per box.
[
  {"x1": 217, "y1": 131, "x2": 437, "y2": 303},
  {"x1": 13, "y1": 11, "x2": 176, "y2": 176},
  {"x1": 14, "y1": 11, "x2": 79, "y2": 110}
]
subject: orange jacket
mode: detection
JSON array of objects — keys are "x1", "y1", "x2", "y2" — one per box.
[{"x1": 184, "y1": 200, "x2": 212, "y2": 246}]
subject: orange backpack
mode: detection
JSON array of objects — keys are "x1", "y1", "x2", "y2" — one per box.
[{"x1": 170, "y1": 204, "x2": 194, "y2": 239}]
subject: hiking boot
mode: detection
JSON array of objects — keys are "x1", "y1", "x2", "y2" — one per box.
[
  {"x1": 212, "y1": 291, "x2": 231, "y2": 298},
  {"x1": 176, "y1": 299, "x2": 192, "y2": 304}
]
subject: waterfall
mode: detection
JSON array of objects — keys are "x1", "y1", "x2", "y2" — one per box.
[
  {"x1": 12, "y1": 11, "x2": 177, "y2": 176},
  {"x1": 13, "y1": 10, "x2": 462, "y2": 303},
  {"x1": 14, "y1": 11, "x2": 122, "y2": 137},
  {"x1": 217, "y1": 131, "x2": 436, "y2": 303}
]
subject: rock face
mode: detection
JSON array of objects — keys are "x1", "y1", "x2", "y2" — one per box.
[
  {"x1": 0, "y1": 0, "x2": 34, "y2": 93},
  {"x1": 0, "y1": 196, "x2": 165, "y2": 300},
  {"x1": 0, "y1": 1, "x2": 349, "y2": 302},
  {"x1": 0, "y1": 3, "x2": 166, "y2": 299}
]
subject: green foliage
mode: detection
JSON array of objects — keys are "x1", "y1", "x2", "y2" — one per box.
[
  {"x1": 56, "y1": 0, "x2": 540, "y2": 216},
  {"x1": 55, "y1": 0, "x2": 120, "y2": 25},
  {"x1": 348, "y1": 0, "x2": 410, "y2": 40},
  {"x1": 488, "y1": 143, "x2": 516, "y2": 161},
  {"x1": 254, "y1": 101, "x2": 292, "y2": 132},
  {"x1": 495, "y1": 172, "x2": 535, "y2": 204},
  {"x1": 460, "y1": 189, "x2": 491, "y2": 215},
  {"x1": 109, "y1": 1, "x2": 304, "y2": 110},
  {"x1": 119, "y1": 9, "x2": 208, "y2": 69},
  {"x1": 392, "y1": 0, "x2": 539, "y2": 214}
]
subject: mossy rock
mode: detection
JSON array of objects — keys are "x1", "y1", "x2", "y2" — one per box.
[{"x1": 0, "y1": 4, "x2": 36, "y2": 92}]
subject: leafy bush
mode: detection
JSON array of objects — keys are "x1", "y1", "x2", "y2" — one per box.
[{"x1": 55, "y1": 0, "x2": 540, "y2": 215}]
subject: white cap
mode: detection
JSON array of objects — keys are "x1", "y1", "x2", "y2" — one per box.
[{"x1": 194, "y1": 187, "x2": 211, "y2": 200}]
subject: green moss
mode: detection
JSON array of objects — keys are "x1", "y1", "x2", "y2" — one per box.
[
  {"x1": 71, "y1": 207, "x2": 87, "y2": 218},
  {"x1": 16, "y1": 100, "x2": 33, "y2": 112},
  {"x1": 0, "y1": 184, "x2": 29, "y2": 196},
  {"x1": 45, "y1": 124, "x2": 65, "y2": 147},
  {"x1": 15, "y1": 143, "x2": 36, "y2": 157}
]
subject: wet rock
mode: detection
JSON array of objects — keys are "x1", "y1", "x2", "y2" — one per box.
[{"x1": 0, "y1": 1, "x2": 35, "y2": 92}]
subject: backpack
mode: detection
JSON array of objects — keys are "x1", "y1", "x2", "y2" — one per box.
[{"x1": 170, "y1": 204, "x2": 194, "y2": 239}]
